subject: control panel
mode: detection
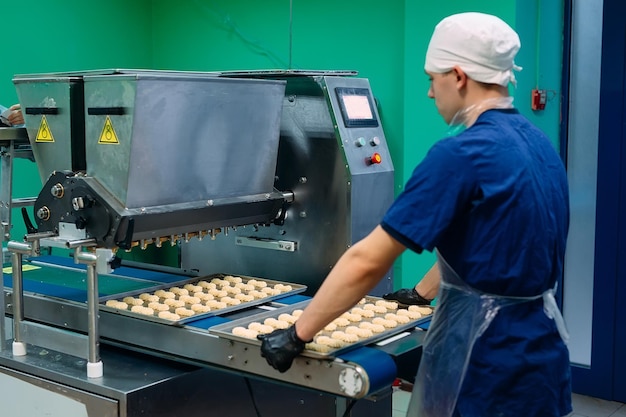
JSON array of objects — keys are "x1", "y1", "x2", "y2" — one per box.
[{"x1": 324, "y1": 77, "x2": 394, "y2": 177}]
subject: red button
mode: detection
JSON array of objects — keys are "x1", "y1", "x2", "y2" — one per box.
[{"x1": 368, "y1": 152, "x2": 382, "y2": 165}]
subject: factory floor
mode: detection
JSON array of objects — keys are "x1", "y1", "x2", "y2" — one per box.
[{"x1": 391, "y1": 390, "x2": 626, "y2": 417}]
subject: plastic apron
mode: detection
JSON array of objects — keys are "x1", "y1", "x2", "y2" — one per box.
[{"x1": 406, "y1": 252, "x2": 569, "y2": 417}]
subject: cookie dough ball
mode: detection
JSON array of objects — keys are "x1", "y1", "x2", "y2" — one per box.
[
  {"x1": 396, "y1": 309, "x2": 422, "y2": 320},
  {"x1": 148, "y1": 302, "x2": 170, "y2": 312},
  {"x1": 123, "y1": 297, "x2": 144, "y2": 306},
  {"x1": 376, "y1": 299, "x2": 399, "y2": 310},
  {"x1": 224, "y1": 275, "x2": 243, "y2": 284},
  {"x1": 131, "y1": 305, "x2": 155, "y2": 316},
  {"x1": 251, "y1": 323, "x2": 274, "y2": 334},
  {"x1": 174, "y1": 307, "x2": 195, "y2": 317},
  {"x1": 274, "y1": 283, "x2": 293, "y2": 292},
  {"x1": 332, "y1": 317, "x2": 350, "y2": 327},
  {"x1": 238, "y1": 283, "x2": 256, "y2": 292},
  {"x1": 408, "y1": 305, "x2": 433, "y2": 315},
  {"x1": 186, "y1": 296, "x2": 202, "y2": 306},
  {"x1": 169, "y1": 287, "x2": 189, "y2": 296},
  {"x1": 264, "y1": 317, "x2": 289, "y2": 329},
  {"x1": 194, "y1": 292, "x2": 214, "y2": 302},
  {"x1": 372, "y1": 317, "x2": 397, "y2": 328},
  {"x1": 206, "y1": 300, "x2": 227, "y2": 309},
  {"x1": 139, "y1": 293, "x2": 159, "y2": 303},
  {"x1": 323, "y1": 322, "x2": 338, "y2": 332},
  {"x1": 225, "y1": 286, "x2": 242, "y2": 295},
  {"x1": 305, "y1": 342, "x2": 332, "y2": 353},
  {"x1": 155, "y1": 290, "x2": 175, "y2": 300},
  {"x1": 232, "y1": 326, "x2": 258, "y2": 339},
  {"x1": 184, "y1": 284, "x2": 203, "y2": 293},
  {"x1": 331, "y1": 331, "x2": 359, "y2": 343},
  {"x1": 211, "y1": 278, "x2": 228, "y2": 287},
  {"x1": 158, "y1": 311, "x2": 181, "y2": 321},
  {"x1": 352, "y1": 307, "x2": 375, "y2": 318},
  {"x1": 248, "y1": 279, "x2": 267, "y2": 289},
  {"x1": 292, "y1": 309, "x2": 304, "y2": 317},
  {"x1": 278, "y1": 313, "x2": 297, "y2": 324},
  {"x1": 105, "y1": 300, "x2": 128, "y2": 310},
  {"x1": 386, "y1": 313, "x2": 410, "y2": 324},
  {"x1": 315, "y1": 335, "x2": 344, "y2": 348},
  {"x1": 346, "y1": 325, "x2": 374, "y2": 339},
  {"x1": 235, "y1": 293, "x2": 255, "y2": 302},
  {"x1": 249, "y1": 290, "x2": 268, "y2": 299},
  {"x1": 198, "y1": 280, "x2": 216, "y2": 290},
  {"x1": 191, "y1": 303, "x2": 211, "y2": 314},
  {"x1": 221, "y1": 296, "x2": 242, "y2": 306},
  {"x1": 209, "y1": 289, "x2": 228, "y2": 298},
  {"x1": 344, "y1": 313, "x2": 362, "y2": 322},
  {"x1": 359, "y1": 322, "x2": 386, "y2": 333},
  {"x1": 164, "y1": 299, "x2": 185, "y2": 309},
  {"x1": 261, "y1": 287, "x2": 280, "y2": 296}
]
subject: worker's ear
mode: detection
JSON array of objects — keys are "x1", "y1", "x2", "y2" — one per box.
[{"x1": 451, "y1": 66, "x2": 468, "y2": 89}]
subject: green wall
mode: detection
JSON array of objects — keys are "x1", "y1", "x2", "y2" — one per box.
[
  {"x1": 1, "y1": 0, "x2": 563, "y2": 289},
  {"x1": 1, "y1": 0, "x2": 153, "y2": 247}
]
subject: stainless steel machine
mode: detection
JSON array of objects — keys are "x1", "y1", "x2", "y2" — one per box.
[{"x1": 0, "y1": 69, "x2": 426, "y2": 417}]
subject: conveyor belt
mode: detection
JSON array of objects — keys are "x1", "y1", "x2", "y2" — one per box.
[{"x1": 2, "y1": 256, "x2": 427, "y2": 399}]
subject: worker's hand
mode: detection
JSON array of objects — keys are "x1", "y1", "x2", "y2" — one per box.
[
  {"x1": 257, "y1": 324, "x2": 309, "y2": 373},
  {"x1": 7, "y1": 104, "x2": 24, "y2": 126},
  {"x1": 382, "y1": 288, "x2": 432, "y2": 306}
]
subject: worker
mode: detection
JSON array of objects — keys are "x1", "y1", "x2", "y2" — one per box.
[
  {"x1": 259, "y1": 12, "x2": 571, "y2": 417},
  {"x1": 0, "y1": 104, "x2": 24, "y2": 126}
]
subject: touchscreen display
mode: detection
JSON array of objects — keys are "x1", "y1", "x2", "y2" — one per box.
[{"x1": 335, "y1": 87, "x2": 378, "y2": 127}]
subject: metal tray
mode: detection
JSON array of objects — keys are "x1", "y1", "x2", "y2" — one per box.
[
  {"x1": 99, "y1": 273, "x2": 307, "y2": 326},
  {"x1": 209, "y1": 297, "x2": 433, "y2": 359}
]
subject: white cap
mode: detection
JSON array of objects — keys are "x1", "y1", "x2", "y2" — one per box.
[{"x1": 424, "y1": 12, "x2": 522, "y2": 87}]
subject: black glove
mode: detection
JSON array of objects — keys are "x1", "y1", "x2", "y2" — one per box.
[
  {"x1": 257, "y1": 324, "x2": 310, "y2": 373},
  {"x1": 382, "y1": 288, "x2": 432, "y2": 306}
]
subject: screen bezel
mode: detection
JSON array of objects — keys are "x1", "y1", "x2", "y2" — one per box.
[{"x1": 335, "y1": 87, "x2": 379, "y2": 128}]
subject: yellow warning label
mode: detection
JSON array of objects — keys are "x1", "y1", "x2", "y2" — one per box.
[
  {"x1": 2, "y1": 264, "x2": 41, "y2": 274},
  {"x1": 35, "y1": 115, "x2": 55, "y2": 142},
  {"x1": 98, "y1": 115, "x2": 120, "y2": 144}
]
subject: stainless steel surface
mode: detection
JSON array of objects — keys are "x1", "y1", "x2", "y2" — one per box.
[
  {"x1": 13, "y1": 76, "x2": 85, "y2": 183},
  {"x1": 0, "y1": 126, "x2": 29, "y2": 141},
  {"x1": 82, "y1": 73, "x2": 285, "y2": 208},
  {"x1": 0, "y1": 341, "x2": 392, "y2": 417},
  {"x1": 10, "y1": 250, "x2": 26, "y2": 347},
  {"x1": 76, "y1": 251, "x2": 100, "y2": 365},
  {"x1": 18, "y1": 321, "x2": 89, "y2": 358},
  {"x1": 182, "y1": 75, "x2": 395, "y2": 296}
]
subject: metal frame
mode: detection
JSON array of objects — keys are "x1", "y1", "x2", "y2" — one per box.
[{"x1": 7, "y1": 235, "x2": 104, "y2": 378}]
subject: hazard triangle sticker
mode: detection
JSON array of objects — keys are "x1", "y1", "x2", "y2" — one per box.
[
  {"x1": 98, "y1": 116, "x2": 120, "y2": 144},
  {"x1": 35, "y1": 115, "x2": 55, "y2": 142}
]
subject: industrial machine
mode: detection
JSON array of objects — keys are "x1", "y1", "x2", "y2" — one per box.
[{"x1": 0, "y1": 69, "x2": 427, "y2": 417}]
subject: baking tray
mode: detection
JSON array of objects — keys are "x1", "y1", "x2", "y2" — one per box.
[
  {"x1": 209, "y1": 297, "x2": 434, "y2": 359},
  {"x1": 99, "y1": 273, "x2": 307, "y2": 326}
]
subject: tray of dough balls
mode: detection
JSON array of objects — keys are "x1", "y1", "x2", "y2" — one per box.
[
  {"x1": 100, "y1": 274, "x2": 307, "y2": 325},
  {"x1": 209, "y1": 297, "x2": 434, "y2": 358}
]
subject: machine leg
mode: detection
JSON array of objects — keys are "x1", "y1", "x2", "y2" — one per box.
[
  {"x1": 10, "y1": 250, "x2": 26, "y2": 356},
  {"x1": 78, "y1": 251, "x2": 103, "y2": 378}
]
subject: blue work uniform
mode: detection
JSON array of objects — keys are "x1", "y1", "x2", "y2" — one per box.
[{"x1": 381, "y1": 108, "x2": 572, "y2": 417}]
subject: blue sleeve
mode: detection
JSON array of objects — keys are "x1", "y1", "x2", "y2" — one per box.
[{"x1": 381, "y1": 139, "x2": 477, "y2": 253}]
